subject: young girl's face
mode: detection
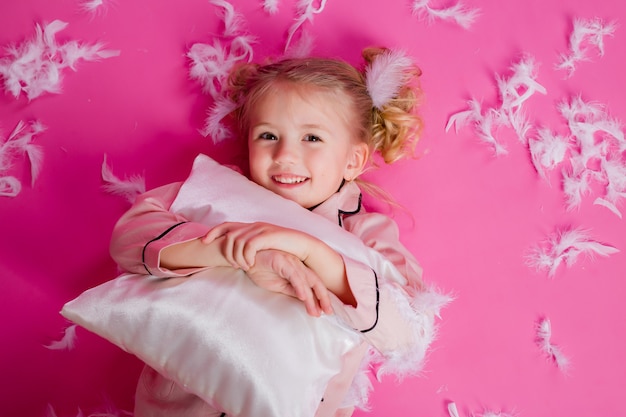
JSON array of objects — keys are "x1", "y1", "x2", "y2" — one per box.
[{"x1": 247, "y1": 82, "x2": 367, "y2": 208}]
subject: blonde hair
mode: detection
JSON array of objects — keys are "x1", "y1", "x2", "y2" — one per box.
[{"x1": 226, "y1": 47, "x2": 424, "y2": 166}]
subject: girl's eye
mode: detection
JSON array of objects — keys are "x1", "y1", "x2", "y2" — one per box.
[
  {"x1": 304, "y1": 134, "x2": 322, "y2": 142},
  {"x1": 259, "y1": 132, "x2": 277, "y2": 140}
]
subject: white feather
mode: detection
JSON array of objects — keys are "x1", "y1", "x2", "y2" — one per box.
[
  {"x1": 498, "y1": 56, "x2": 547, "y2": 110},
  {"x1": 477, "y1": 110, "x2": 508, "y2": 156},
  {"x1": 562, "y1": 169, "x2": 589, "y2": 210},
  {"x1": 284, "y1": 0, "x2": 328, "y2": 53},
  {"x1": 365, "y1": 49, "x2": 414, "y2": 109},
  {"x1": 412, "y1": 0, "x2": 480, "y2": 29},
  {"x1": 0, "y1": 176, "x2": 21, "y2": 197},
  {"x1": 81, "y1": 0, "x2": 104, "y2": 13},
  {"x1": 535, "y1": 318, "x2": 570, "y2": 372},
  {"x1": 445, "y1": 98, "x2": 482, "y2": 133},
  {"x1": 447, "y1": 402, "x2": 461, "y2": 417},
  {"x1": 101, "y1": 155, "x2": 146, "y2": 203},
  {"x1": 284, "y1": 28, "x2": 315, "y2": 58},
  {"x1": 200, "y1": 96, "x2": 238, "y2": 143},
  {"x1": 0, "y1": 20, "x2": 119, "y2": 100},
  {"x1": 371, "y1": 284, "x2": 452, "y2": 380},
  {"x1": 528, "y1": 128, "x2": 570, "y2": 180},
  {"x1": 210, "y1": 0, "x2": 246, "y2": 38},
  {"x1": 44, "y1": 324, "x2": 78, "y2": 350},
  {"x1": 187, "y1": 36, "x2": 254, "y2": 99},
  {"x1": 0, "y1": 120, "x2": 46, "y2": 193},
  {"x1": 263, "y1": 0, "x2": 279, "y2": 14},
  {"x1": 556, "y1": 17, "x2": 617, "y2": 77},
  {"x1": 527, "y1": 226, "x2": 619, "y2": 277}
]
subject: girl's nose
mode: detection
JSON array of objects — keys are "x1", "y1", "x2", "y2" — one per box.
[{"x1": 273, "y1": 139, "x2": 298, "y2": 165}]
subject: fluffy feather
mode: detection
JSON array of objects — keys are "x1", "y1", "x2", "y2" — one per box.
[
  {"x1": 557, "y1": 96, "x2": 626, "y2": 213},
  {"x1": 445, "y1": 99, "x2": 482, "y2": 133},
  {"x1": 284, "y1": 0, "x2": 328, "y2": 52},
  {"x1": 561, "y1": 168, "x2": 590, "y2": 211},
  {"x1": 370, "y1": 283, "x2": 452, "y2": 380},
  {"x1": 527, "y1": 226, "x2": 619, "y2": 277},
  {"x1": 284, "y1": 28, "x2": 315, "y2": 58},
  {"x1": 557, "y1": 17, "x2": 617, "y2": 77},
  {"x1": 535, "y1": 318, "x2": 570, "y2": 372},
  {"x1": 447, "y1": 402, "x2": 461, "y2": 417},
  {"x1": 365, "y1": 49, "x2": 414, "y2": 109},
  {"x1": 0, "y1": 20, "x2": 119, "y2": 100},
  {"x1": 44, "y1": 324, "x2": 78, "y2": 350},
  {"x1": 498, "y1": 57, "x2": 547, "y2": 110},
  {"x1": 0, "y1": 120, "x2": 46, "y2": 196},
  {"x1": 0, "y1": 176, "x2": 21, "y2": 197},
  {"x1": 411, "y1": 0, "x2": 480, "y2": 29},
  {"x1": 101, "y1": 155, "x2": 146, "y2": 203},
  {"x1": 187, "y1": 1, "x2": 254, "y2": 100},
  {"x1": 496, "y1": 56, "x2": 546, "y2": 144},
  {"x1": 263, "y1": 0, "x2": 279, "y2": 14},
  {"x1": 81, "y1": 0, "x2": 104, "y2": 13},
  {"x1": 528, "y1": 128, "x2": 570, "y2": 181},
  {"x1": 211, "y1": 0, "x2": 245, "y2": 38},
  {"x1": 200, "y1": 96, "x2": 238, "y2": 143}
]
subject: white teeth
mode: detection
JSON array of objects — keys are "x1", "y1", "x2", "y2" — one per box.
[{"x1": 273, "y1": 176, "x2": 306, "y2": 184}]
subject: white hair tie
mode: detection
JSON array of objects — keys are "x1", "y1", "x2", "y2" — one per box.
[{"x1": 365, "y1": 49, "x2": 415, "y2": 109}]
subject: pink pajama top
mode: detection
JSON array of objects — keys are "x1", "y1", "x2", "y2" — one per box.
[{"x1": 110, "y1": 177, "x2": 445, "y2": 416}]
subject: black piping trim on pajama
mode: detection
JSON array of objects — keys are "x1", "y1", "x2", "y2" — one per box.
[
  {"x1": 337, "y1": 192, "x2": 362, "y2": 227},
  {"x1": 359, "y1": 269, "x2": 380, "y2": 334},
  {"x1": 141, "y1": 221, "x2": 188, "y2": 274}
]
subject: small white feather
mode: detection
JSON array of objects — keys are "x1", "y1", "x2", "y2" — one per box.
[
  {"x1": 45, "y1": 324, "x2": 78, "y2": 350},
  {"x1": 365, "y1": 49, "x2": 414, "y2": 109},
  {"x1": 527, "y1": 226, "x2": 619, "y2": 277},
  {"x1": 412, "y1": 0, "x2": 480, "y2": 29},
  {"x1": 445, "y1": 98, "x2": 482, "y2": 133},
  {"x1": 284, "y1": 28, "x2": 315, "y2": 58},
  {"x1": 211, "y1": 0, "x2": 246, "y2": 38},
  {"x1": 447, "y1": 402, "x2": 461, "y2": 417},
  {"x1": 528, "y1": 128, "x2": 570, "y2": 180},
  {"x1": 0, "y1": 20, "x2": 119, "y2": 100},
  {"x1": 284, "y1": 0, "x2": 328, "y2": 53},
  {"x1": 556, "y1": 17, "x2": 617, "y2": 77},
  {"x1": 535, "y1": 318, "x2": 570, "y2": 372},
  {"x1": 101, "y1": 155, "x2": 146, "y2": 203},
  {"x1": 263, "y1": 0, "x2": 279, "y2": 14},
  {"x1": 0, "y1": 176, "x2": 22, "y2": 197},
  {"x1": 200, "y1": 96, "x2": 238, "y2": 143}
]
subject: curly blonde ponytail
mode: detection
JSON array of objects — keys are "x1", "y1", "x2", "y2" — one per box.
[{"x1": 363, "y1": 47, "x2": 424, "y2": 164}]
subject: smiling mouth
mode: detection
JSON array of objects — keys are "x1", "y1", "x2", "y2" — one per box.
[{"x1": 272, "y1": 175, "x2": 309, "y2": 184}]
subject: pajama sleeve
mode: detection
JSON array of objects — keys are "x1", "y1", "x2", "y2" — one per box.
[
  {"x1": 333, "y1": 211, "x2": 444, "y2": 375},
  {"x1": 109, "y1": 182, "x2": 212, "y2": 277}
]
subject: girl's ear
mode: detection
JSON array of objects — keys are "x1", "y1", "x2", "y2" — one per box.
[{"x1": 344, "y1": 142, "x2": 369, "y2": 181}]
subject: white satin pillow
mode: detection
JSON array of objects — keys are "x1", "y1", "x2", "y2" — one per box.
[
  {"x1": 63, "y1": 154, "x2": 414, "y2": 417},
  {"x1": 62, "y1": 268, "x2": 359, "y2": 417}
]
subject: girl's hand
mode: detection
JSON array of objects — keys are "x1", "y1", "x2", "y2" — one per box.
[
  {"x1": 246, "y1": 249, "x2": 333, "y2": 317},
  {"x1": 203, "y1": 222, "x2": 309, "y2": 271},
  {"x1": 204, "y1": 222, "x2": 355, "y2": 307}
]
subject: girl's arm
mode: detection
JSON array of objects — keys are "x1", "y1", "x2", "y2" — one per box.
[
  {"x1": 110, "y1": 184, "x2": 331, "y2": 316},
  {"x1": 110, "y1": 182, "x2": 227, "y2": 276},
  {"x1": 202, "y1": 222, "x2": 356, "y2": 306}
]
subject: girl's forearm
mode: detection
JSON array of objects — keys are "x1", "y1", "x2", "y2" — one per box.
[{"x1": 160, "y1": 236, "x2": 231, "y2": 270}]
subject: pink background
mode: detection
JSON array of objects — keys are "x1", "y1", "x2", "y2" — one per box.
[{"x1": 1, "y1": 0, "x2": 624, "y2": 416}]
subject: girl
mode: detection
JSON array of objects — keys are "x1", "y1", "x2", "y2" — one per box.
[{"x1": 110, "y1": 47, "x2": 444, "y2": 417}]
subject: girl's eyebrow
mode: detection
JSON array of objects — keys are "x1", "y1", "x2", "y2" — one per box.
[{"x1": 301, "y1": 123, "x2": 330, "y2": 132}]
